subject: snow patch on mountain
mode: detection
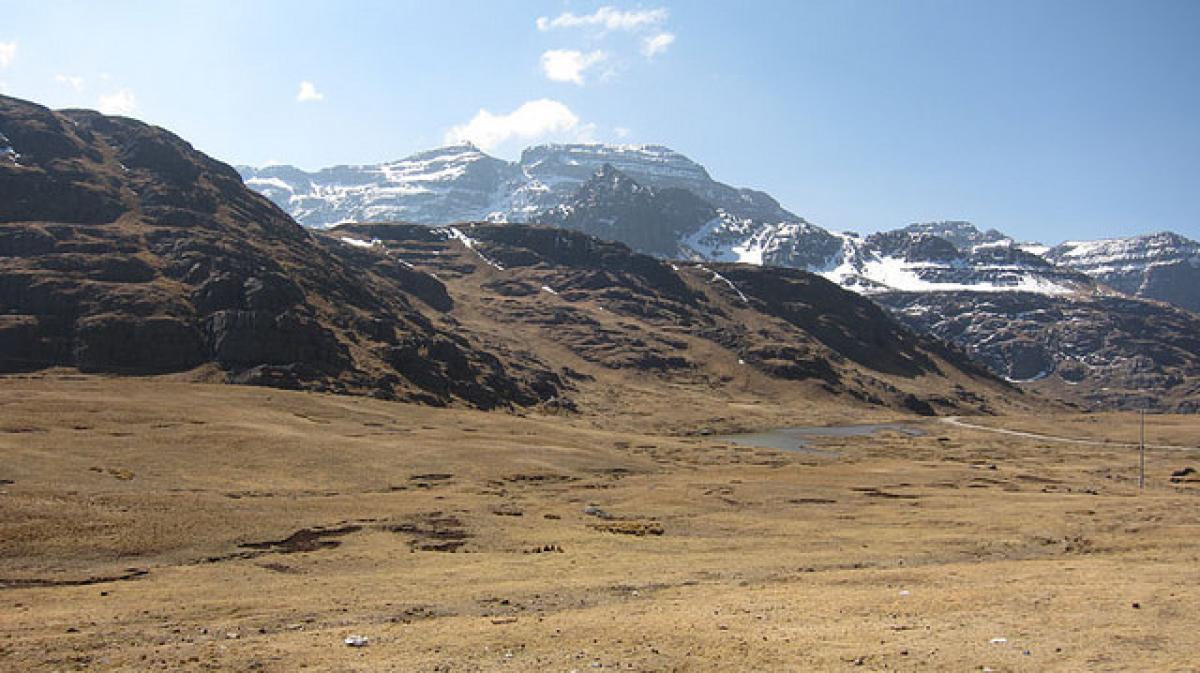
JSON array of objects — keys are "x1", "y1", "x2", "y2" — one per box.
[
  {"x1": 680, "y1": 213, "x2": 770, "y2": 264},
  {"x1": 695, "y1": 264, "x2": 750, "y2": 303},
  {"x1": 0, "y1": 131, "x2": 19, "y2": 164},
  {"x1": 439, "y1": 226, "x2": 505, "y2": 271},
  {"x1": 817, "y1": 237, "x2": 1079, "y2": 296},
  {"x1": 1017, "y1": 243, "x2": 1051, "y2": 256},
  {"x1": 337, "y1": 236, "x2": 380, "y2": 249}
]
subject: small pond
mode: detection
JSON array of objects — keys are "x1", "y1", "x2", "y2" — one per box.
[{"x1": 713, "y1": 423, "x2": 926, "y2": 455}]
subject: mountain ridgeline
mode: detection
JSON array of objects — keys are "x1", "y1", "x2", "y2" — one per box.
[
  {"x1": 243, "y1": 143, "x2": 1200, "y2": 411},
  {"x1": 238, "y1": 143, "x2": 797, "y2": 230},
  {"x1": 0, "y1": 94, "x2": 1018, "y2": 416},
  {"x1": 240, "y1": 145, "x2": 1200, "y2": 315}
]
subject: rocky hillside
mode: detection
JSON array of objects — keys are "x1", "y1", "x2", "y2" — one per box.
[
  {"x1": 1, "y1": 95, "x2": 1020, "y2": 417},
  {"x1": 328, "y1": 221, "x2": 1014, "y2": 417},
  {"x1": 0, "y1": 95, "x2": 565, "y2": 408},
  {"x1": 538, "y1": 164, "x2": 719, "y2": 258},
  {"x1": 880, "y1": 291, "x2": 1200, "y2": 412},
  {"x1": 524, "y1": 173, "x2": 1200, "y2": 409}
]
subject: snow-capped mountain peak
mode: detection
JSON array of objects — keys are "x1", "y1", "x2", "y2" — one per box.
[
  {"x1": 1047, "y1": 231, "x2": 1199, "y2": 270},
  {"x1": 239, "y1": 141, "x2": 799, "y2": 230},
  {"x1": 240, "y1": 143, "x2": 1197, "y2": 311},
  {"x1": 1044, "y1": 231, "x2": 1200, "y2": 312},
  {"x1": 893, "y1": 221, "x2": 1012, "y2": 251}
]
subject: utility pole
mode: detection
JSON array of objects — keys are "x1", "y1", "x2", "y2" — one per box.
[{"x1": 1139, "y1": 410, "x2": 1146, "y2": 492}]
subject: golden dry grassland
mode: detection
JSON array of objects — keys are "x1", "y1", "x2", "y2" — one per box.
[{"x1": 1, "y1": 375, "x2": 1198, "y2": 671}]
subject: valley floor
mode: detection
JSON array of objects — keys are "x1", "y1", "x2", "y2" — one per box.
[{"x1": 1, "y1": 376, "x2": 1198, "y2": 671}]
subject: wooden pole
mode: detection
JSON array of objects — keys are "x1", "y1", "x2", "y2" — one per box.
[{"x1": 1139, "y1": 410, "x2": 1146, "y2": 492}]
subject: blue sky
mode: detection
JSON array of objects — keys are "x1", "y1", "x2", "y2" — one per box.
[{"x1": 1, "y1": 0, "x2": 1198, "y2": 243}]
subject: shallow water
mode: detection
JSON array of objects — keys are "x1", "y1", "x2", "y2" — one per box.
[{"x1": 713, "y1": 423, "x2": 926, "y2": 455}]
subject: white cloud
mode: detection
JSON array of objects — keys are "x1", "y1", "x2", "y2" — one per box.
[
  {"x1": 55, "y1": 74, "x2": 85, "y2": 93},
  {"x1": 97, "y1": 89, "x2": 137, "y2": 115},
  {"x1": 0, "y1": 41, "x2": 16, "y2": 69},
  {"x1": 296, "y1": 80, "x2": 324, "y2": 103},
  {"x1": 614, "y1": 126, "x2": 631, "y2": 139},
  {"x1": 444, "y1": 99, "x2": 592, "y2": 153},
  {"x1": 536, "y1": 6, "x2": 667, "y2": 33},
  {"x1": 641, "y1": 32, "x2": 675, "y2": 58},
  {"x1": 540, "y1": 49, "x2": 607, "y2": 85}
]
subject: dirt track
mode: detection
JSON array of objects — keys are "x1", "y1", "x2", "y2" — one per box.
[{"x1": 942, "y1": 416, "x2": 1200, "y2": 450}]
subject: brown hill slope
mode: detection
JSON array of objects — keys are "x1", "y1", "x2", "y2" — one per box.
[{"x1": 330, "y1": 222, "x2": 1019, "y2": 420}]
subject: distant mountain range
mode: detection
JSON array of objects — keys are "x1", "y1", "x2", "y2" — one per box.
[
  {"x1": 238, "y1": 142, "x2": 795, "y2": 230},
  {"x1": 241, "y1": 143, "x2": 1200, "y2": 410},
  {"x1": 238, "y1": 144, "x2": 1200, "y2": 313}
]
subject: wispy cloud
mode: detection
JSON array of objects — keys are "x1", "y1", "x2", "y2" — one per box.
[
  {"x1": 445, "y1": 98, "x2": 593, "y2": 153},
  {"x1": 534, "y1": 7, "x2": 674, "y2": 73},
  {"x1": 641, "y1": 32, "x2": 675, "y2": 59},
  {"x1": 540, "y1": 49, "x2": 607, "y2": 85},
  {"x1": 97, "y1": 88, "x2": 137, "y2": 115},
  {"x1": 536, "y1": 6, "x2": 667, "y2": 33},
  {"x1": 0, "y1": 41, "x2": 16, "y2": 69},
  {"x1": 55, "y1": 74, "x2": 85, "y2": 93},
  {"x1": 296, "y1": 80, "x2": 324, "y2": 103}
]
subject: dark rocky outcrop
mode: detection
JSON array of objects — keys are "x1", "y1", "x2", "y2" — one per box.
[
  {"x1": 536, "y1": 165, "x2": 718, "y2": 258},
  {"x1": 0, "y1": 94, "x2": 564, "y2": 407},
  {"x1": 879, "y1": 290, "x2": 1200, "y2": 412}
]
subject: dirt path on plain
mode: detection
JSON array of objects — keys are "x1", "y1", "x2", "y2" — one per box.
[{"x1": 941, "y1": 415, "x2": 1200, "y2": 451}]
